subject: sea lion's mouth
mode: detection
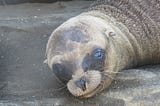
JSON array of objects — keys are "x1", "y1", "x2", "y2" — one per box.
[
  {"x1": 79, "y1": 81, "x2": 104, "y2": 98},
  {"x1": 78, "y1": 73, "x2": 113, "y2": 98},
  {"x1": 67, "y1": 71, "x2": 107, "y2": 98}
]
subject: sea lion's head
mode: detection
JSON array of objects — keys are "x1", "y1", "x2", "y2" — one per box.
[{"x1": 46, "y1": 12, "x2": 118, "y2": 98}]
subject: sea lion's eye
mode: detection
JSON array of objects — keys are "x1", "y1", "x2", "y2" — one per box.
[
  {"x1": 93, "y1": 48, "x2": 105, "y2": 59},
  {"x1": 82, "y1": 48, "x2": 105, "y2": 72}
]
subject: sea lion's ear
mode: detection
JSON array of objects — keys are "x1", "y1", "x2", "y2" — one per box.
[{"x1": 103, "y1": 29, "x2": 116, "y2": 39}]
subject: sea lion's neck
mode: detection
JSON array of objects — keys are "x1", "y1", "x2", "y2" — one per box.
[
  {"x1": 81, "y1": 11, "x2": 160, "y2": 68},
  {"x1": 80, "y1": 11, "x2": 159, "y2": 71},
  {"x1": 100, "y1": 13, "x2": 144, "y2": 70},
  {"x1": 89, "y1": 0, "x2": 160, "y2": 66}
]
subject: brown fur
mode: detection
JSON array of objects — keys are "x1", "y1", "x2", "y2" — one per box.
[
  {"x1": 46, "y1": 0, "x2": 160, "y2": 98},
  {"x1": 90, "y1": 0, "x2": 160, "y2": 66}
]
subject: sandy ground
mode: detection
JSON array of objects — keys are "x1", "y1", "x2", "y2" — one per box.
[{"x1": 0, "y1": 1, "x2": 160, "y2": 106}]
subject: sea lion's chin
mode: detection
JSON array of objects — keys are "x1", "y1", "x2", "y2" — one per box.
[{"x1": 67, "y1": 71, "x2": 103, "y2": 98}]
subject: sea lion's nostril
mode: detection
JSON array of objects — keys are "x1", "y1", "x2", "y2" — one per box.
[{"x1": 75, "y1": 76, "x2": 86, "y2": 91}]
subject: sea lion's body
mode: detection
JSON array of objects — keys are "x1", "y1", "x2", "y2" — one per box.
[
  {"x1": 90, "y1": 0, "x2": 160, "y2": 66},
  {"x1": 46, "y1": 0, "x2": 160, "y2": 98}
]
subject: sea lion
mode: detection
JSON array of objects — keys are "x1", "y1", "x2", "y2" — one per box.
[{"x1": 46, "y1": 0, "x2": 160, "y2": 98}]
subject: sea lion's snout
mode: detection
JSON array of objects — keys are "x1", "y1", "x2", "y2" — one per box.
[
  {"x1": 75, "y1": 76, "x2": 87, "y2": 91},
  {"x1": 67, "y1": 70, "x2": 102, "y2": 98}
]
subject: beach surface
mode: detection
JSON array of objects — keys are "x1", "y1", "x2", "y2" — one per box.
[{"x1": 0, "y1": 1, "x2": 159, "y2": 105}]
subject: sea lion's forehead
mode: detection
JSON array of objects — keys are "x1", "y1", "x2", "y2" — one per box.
[
  {"x1": 52, "y1": 27, "x2": 90, "y2": 54},
  {"x1": 61, "y1": 27, "x2": 89, "y2": 43}
]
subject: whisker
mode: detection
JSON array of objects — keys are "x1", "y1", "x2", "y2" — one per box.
[
  {"x1": 104, "y1": 64, "x2": 122, "y2": 69},
  {"x1": 108, "y1": 75, "x2": 114, "y2": 79},
  {"x1": 104, "y1": 70, "x2": 123, "y2": 74},
  {"x1": 58, "y1": 77, "x2": 71, "y2": 83},
  {"x1": 92, "y1": 64, "x2": 124, "y2": 74},
  {"x1": 101, "y1": 72, "x2": 114, "y2": 79},
  {"x1": 52, "y1": 74, "x2": 70, "y2": 85},
  {"x1": 52, "y1": 85, "x2": 67, "y2": 91},
  {"x1": 52, "y1": 51, "x2": 64, "y2": 55}
]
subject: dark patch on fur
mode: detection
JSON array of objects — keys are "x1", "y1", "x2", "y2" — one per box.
[
  {"x1": 82, "y1": 48, "x2": 105, "y2": 72},
  {"x1": 52, "y1": 61, "x2": 75, "y2": 84}
]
